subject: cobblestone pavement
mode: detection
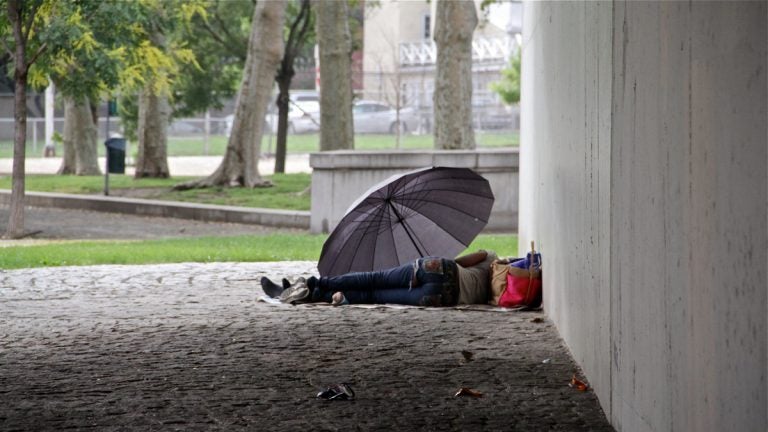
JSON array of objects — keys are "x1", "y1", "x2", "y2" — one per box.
[{"x1": 0, "y1": 262, "x2": 613, "y2": 431}]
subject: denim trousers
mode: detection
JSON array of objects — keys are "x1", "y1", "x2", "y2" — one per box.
[{"x1": 318, "y1": 257, "x2": 459, "y2": 306}]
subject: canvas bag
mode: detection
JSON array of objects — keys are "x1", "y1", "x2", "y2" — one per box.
[
  {"x1": 489, "y1": 258, "x2": 523, "y2": 305},
  {"x1": 497, "y1": 242, "x2": 543, "y2": 308}
]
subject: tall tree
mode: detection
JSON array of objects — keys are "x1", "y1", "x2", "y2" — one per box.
[
  {"x1": 274, "y1": 0, "x2": 314, "y2": 173},
  {"x1": 135, "y1": 29, "x2": 171, "y2": 178},
  {"x1": 51, "y1": 1, "x2": 151, "y2": 176},
  {"x1": 132, "y1": 1, "x2": 203, "y2": 178},
  {"x1": 1, "y1": 0, "x2": 106, "y2": 237},
  {"x1": 316, "y1": 0, "x2": 354, "y2": 151},
  {"x1": 2, "y1": 0, "x2": 32, "y2": 238},
  {"x1": 1, "y1": 0, "x2": 188, "y2": 237},
  {"x1": 58, "y1": 97, "x2": 100, "y2": 175},
  {"x1": 176, "y1": 0, "x2": 287, "y2": 189},
  {"x1": 433, "y1": 0, "x2": 478, "y2": 150}
]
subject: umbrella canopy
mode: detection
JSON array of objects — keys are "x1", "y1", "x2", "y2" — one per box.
[{"x1": 318, "y1": 166, "x2": 495, "y2": 277}]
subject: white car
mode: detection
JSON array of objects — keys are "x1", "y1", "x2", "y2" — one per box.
[
  {"x1": 353, "y1": 100, "x2": 418, "y2": 134},
  {"x1": 264, "y1": 100, "x2": 320, "y2": 134},
  {"x1": 225, "y1": 100, "x2": 320, "y2": 137}
]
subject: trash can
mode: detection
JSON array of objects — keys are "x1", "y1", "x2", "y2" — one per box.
[{"x1": 104, "y1": 137, "x2": 126, "y2": 174}]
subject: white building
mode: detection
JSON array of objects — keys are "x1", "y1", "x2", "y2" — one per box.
[{"x1": 362, "y1": 0, "x2": 522, "y2": 132}]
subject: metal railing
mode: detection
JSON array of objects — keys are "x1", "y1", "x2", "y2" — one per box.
[{"x1": 399, "y1": 36, "x2": 518, "y2": 67}]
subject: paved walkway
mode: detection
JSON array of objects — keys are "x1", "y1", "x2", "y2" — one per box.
[
  {"x1": 0, "y1": 154, "x2": 311, "y2": 177},
  {"x1": 0, "y1": 262, "x2": 613, "y2": 431},
  {"x1": 0, "y1": 205, "x2": 304, "y2": 246}
]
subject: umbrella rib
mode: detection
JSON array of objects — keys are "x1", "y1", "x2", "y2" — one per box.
[
  {"x1": 328, "y1": 203, "x2": 389, "y2": 273},
  {"x1": 393, "y1": 199, "x2": 490, "y2": 247},
  {"x1": 388, "y1": 199, "x2": 425, "y2": 257},
  {"x1": 396, "y1": 195, "x2": 494, "y2": 222},
  {"x1": 395, "y1": 185, "x2": 494, "y2": 201}
]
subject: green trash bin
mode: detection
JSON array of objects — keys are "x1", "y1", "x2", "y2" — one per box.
[{"x1": 104, "y1": 137, "x2": 126, "y2": 174}]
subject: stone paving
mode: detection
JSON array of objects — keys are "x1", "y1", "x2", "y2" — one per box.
[{"x1": 0, "y1": 262, "x2": 614, "y2": 431}]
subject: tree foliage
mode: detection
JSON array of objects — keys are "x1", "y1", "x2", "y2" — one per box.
[
  {"x1": 0, "y1": 0, "x2": 130, "y2": 236},
  {"x1": 490, "y1": 48, "x2": 520, "y2": 105},
  {"x1": 172, "y1": 0, "x2": 250, "y2": 117}
]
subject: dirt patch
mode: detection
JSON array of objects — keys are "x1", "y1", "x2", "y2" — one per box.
[{"x1": 104, "y1": 187, "x2": 174, "y2": 200}]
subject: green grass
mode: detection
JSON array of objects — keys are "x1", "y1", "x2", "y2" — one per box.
[
  {"x1": 0, "y1": 131, "x2": 518, "y2": 159},
  {"x1": 0, "y1": 233, "x2": 518, "y2": 270},
  {"x1": 162, "y1": 173, "x2": 310, "y2": 210},
  {"x1": 0, "y1": 173, "x2": 312, "y2": 210}
]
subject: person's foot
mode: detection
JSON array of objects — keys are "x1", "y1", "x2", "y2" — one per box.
[
  {"x1": 280, "y1": 278, "x2": 310, "y2": 304},
  {"x1": 261, "y1": 277, "x2": 284, "y2": 298}
]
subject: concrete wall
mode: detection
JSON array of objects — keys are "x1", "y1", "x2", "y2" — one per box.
[
  {"x1": 519, "y1": 1, "x2": 766, "y2": 431},
  {"x1": 309, "y1": 149, "x2": 518, "y2": 233}
]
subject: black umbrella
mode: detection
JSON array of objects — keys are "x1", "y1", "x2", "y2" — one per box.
[{"x1": 318, "y1": 166, "x2": 495, "y2": 277}]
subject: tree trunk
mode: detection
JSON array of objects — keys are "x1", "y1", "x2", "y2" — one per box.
[
  {"x1": 274, "y1": 0, "x2": 313, "y2": 174},
  {"x1": 135, "y1": 85, "x2": 170, "y2": 178},
  {"x1": 135, "y1": 28, "x2": 170, "y2": 179},
  {"x1": 274, "y1": 79, "x2": 291, "y2": 173},
  {"x1": 175, "y1": 0, "x2": 286, "y2": 190},
  {"x1": 58, "y1": 96, "x2": 100, "y2": 175},
  {"x1": 5, "y1": 0, "x2": 27, "y2": 239},
  {"x1": 316, "y1": 0, "x2": 354, "y2": 151},
  {"x1": 433, "y1": 0, "x2": 477, "y2": 150}
]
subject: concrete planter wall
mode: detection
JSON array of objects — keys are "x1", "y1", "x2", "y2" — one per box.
[{"x1": 309, "y1": 148, "x2": 518, "y2": 234}]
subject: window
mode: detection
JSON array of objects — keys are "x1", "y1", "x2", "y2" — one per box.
[{"x1": 423, "y1": 15, "x2": 431, "y2": 39}]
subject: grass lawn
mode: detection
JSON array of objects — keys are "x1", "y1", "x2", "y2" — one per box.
[
  {"x1": 0, "y1": 233, "x2": 518, "y2": 269},
  {"x1": 0, "y1": 131, "x2": 518, "y2": 159},
  {"x1": 0, "y1": 173, "x2": 312, "y2": 210}
]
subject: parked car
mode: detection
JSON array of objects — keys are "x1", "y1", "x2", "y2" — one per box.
[
  {"x1": 352, "y1": 100, "x2": 418, "y2": 134},
  {"x1": 225, "y1": 97, "x2": 320, "y2": 137},
  {"x1": 168, "y1": 120, "x2": 203, "y2": 136},
  {"x1": 264, "y1": 100, "x2": 320, "y2": 134}
]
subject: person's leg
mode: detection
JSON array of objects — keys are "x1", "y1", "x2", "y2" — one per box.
[
  {"x1": 317, "y1": 257, "x2": 452, "y2": 306},
  {"x1": 320, "y1": 262, "x2": 414, "y2": 293}
]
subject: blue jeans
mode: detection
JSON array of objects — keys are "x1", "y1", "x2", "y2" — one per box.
[{"x1": 317, "y1": 257, "x2": 459, "y2": 306}]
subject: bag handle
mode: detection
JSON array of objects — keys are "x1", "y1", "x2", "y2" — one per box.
[{"x1": 522, "y1": 241, "x2": 533, "y2": 304}]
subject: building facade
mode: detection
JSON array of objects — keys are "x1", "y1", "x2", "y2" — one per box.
[{"x1": 362, "y1": 0, "x2": 522, "y2": 132}]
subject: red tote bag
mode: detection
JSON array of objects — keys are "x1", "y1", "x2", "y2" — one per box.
[{"x1": 497, "y1": 242, "x2": 542, "y2": 308}]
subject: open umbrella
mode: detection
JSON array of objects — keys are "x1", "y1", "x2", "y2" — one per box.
[{"x1": 318, "y1": 166, "x2": 494, "y2": 277}]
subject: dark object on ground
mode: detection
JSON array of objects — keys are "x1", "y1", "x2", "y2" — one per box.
[
  {"x1": 454, "y1": 387, "x2": 483, "y2": 398},
  {"x1": 318, "y1": 167, "x2": 494, "y2": 277},
  {"x1": 317, "y1": 383, "x2": 355, "y2": 401},
  {"x1": 261, "y1": 277, "x2": 285, "y2": 298}
]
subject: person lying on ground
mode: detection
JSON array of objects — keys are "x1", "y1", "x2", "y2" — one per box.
[{"x1": 261, "y1": 250, "x2": 497, "y2": 307}]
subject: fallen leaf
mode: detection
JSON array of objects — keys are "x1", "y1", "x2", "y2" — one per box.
[
  {"x1": 454, "y1": 387, "x2": 483, "y2": 398},
  {"x1": 461, "y1": 350, "x2": 474, "y2": 362},
  {"x1": 569, "y1": 375, "x2": 589, "y2": 391},
  {"x1": 531, "y1": 317, "x2": 544, "y2": 323}
]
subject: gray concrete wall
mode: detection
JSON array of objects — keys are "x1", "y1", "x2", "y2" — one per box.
[
  {"x1": 309, "y1": 149, "x2": 518, "y2": 233},
  {"x1": 519, "y1": 1, "x2": 767, "y2": 431}
]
